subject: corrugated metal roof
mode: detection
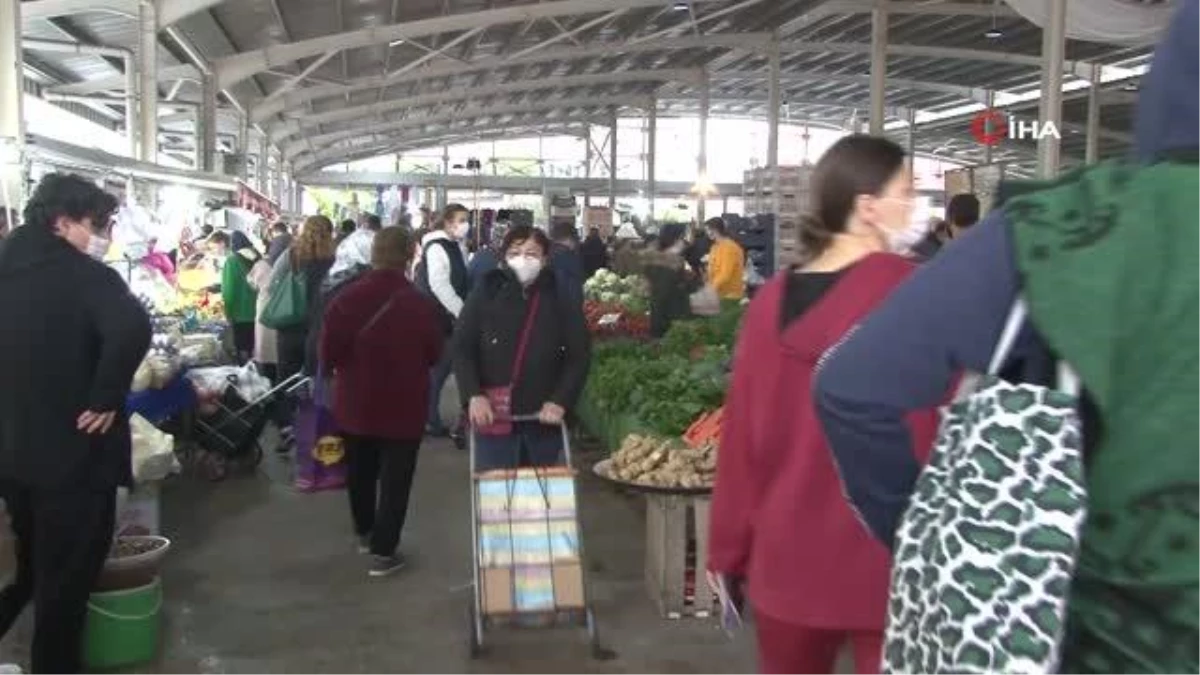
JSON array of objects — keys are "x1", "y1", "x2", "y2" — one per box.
[{"x1": 20, "y1": 0, "x2": 1165, "y2": 175}]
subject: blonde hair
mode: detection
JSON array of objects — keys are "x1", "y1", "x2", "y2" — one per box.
[{"x1": 292, "y1": 215, "x2": 335, "y2": 265}]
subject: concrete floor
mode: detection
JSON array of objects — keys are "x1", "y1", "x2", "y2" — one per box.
[
  {"x1": 143, "y1": 436, "x2": 756, "y2": 674},
  {"x1": 0, "y1": 382, "x2": 755, "y2": 673}
]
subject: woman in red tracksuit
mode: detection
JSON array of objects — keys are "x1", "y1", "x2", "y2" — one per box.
[{"x1": 707, "y1": 135, "x2": 941, "y2": 674}]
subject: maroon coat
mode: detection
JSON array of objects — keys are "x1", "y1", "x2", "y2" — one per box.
[
  {"x1": 319, "y1": 269, "x2": 443, "y2": 440},
  {"x1": 708, "y1": 253, "x2": 940, "y2": 629}
]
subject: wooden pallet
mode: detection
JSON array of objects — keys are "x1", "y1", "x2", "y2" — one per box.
[{"x1": 644, "y1": 493, "x2": 716, "y2": 619}]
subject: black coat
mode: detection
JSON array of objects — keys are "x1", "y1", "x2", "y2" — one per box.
[
  {"x1": 452, "y1": 267, "x2": 591, "y2": 416},
  {"x1": 580, "y1": 235, "x2": 609, "y2": 279},
  {"x1": 0, "y1": 226, "x2": 151, "y2": 489}
]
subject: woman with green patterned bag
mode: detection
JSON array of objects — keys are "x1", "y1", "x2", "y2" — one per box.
[{"x1": 814, "y1": 2, "x2": 1198, "y2": 671}]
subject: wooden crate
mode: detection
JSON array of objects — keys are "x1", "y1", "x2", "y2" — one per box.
[{"x1": 644, "y1": 493, "x2": 716, "y2": 619}]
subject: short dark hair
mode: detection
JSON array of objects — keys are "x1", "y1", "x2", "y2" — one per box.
[
  {"x1": 550, "y1": 221, "x2": 578, "y2": 243},
  {"x1": 946, "y1": 193, "x2": 981, "y2": 229},
  {"x1": 657, "y1": 222, "x2": 686, "y2": 251},
  {"x1": 271, "y1": 221, "x2": 289, "y2": 234},
  {"x1": 22, "y1": 173, "x2": 119, "y2": 234},
  {"x1": 501, "y1": 225, "x2": 551, "y2": 257},
  {"x1": 372, "y1": 226, "x2": 415, "y2": 269},
  {"x1": 208, "y1": 231, "x2": 231, "y2": 246},
  {"x1": 440, "y1": 203, "x2": 470, "y2": 229},
  {"x1": 365, "y1": 214, "x2": 383, "y2": 231},
  {"x1": 703, "y1": 217, "x2": 726, "y2": 237},
  {"x1": 339, "y1": 219, "x2": 356, "y2": 235}
]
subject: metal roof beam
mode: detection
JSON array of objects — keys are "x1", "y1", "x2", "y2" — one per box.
[
  {"x1": 269, "y1": 68, "x2": 701, "y2": 142},
  {"x1": 260, "y1": 50, "x2": 340, "y2": 106},
  {"x1": 285, "y1": 94, "x2": 649, "y2": 159},
  {"x1": 249, "y1": 33, "x2": 759, "y2": 122},
  {"x1": 48, "y1": 63, "x2": 201, "y2": 95},
  {"x1": 215, "y1": 0, "x2": 731, "y2": 87},
  {"x1": 247, "y1": 36, "x2": 1119, "y2": 124},
  {"x1": 301, "y1": 122, "x2": 600, "y2": 172},
  {"x1": 22, "y1": 0, "x2": 229, "y2": 29},
  {"x1": 509, "y1": 10, "x2": 626, "y2": 59}
]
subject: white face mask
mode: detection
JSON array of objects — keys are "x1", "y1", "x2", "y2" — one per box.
[
  {"x1": 507, "y1": 255, "x2": 543, "y2": 285},
  {"x1": 86, "y1": 234, "x2": 111, "y2": 261},
  {"x1": 876, "y1": 196, "x2": 928, "y2": 254}
]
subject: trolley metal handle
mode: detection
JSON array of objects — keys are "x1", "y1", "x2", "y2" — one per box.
[{"x1": 507, "y1": 413, "x2": 562, "y2": 425}]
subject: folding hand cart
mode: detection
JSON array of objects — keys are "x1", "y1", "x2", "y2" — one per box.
[
  {"x1": 466, "y1": 414, "x2": 611, "y2": 660},
  {"x1": 193, "y1": 371, "x2": 309, "y2": 476}
]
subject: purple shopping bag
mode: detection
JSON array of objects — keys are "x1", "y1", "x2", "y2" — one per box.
[{"x1": 294, "y1": 375, "x2": 347, "y2": 492}]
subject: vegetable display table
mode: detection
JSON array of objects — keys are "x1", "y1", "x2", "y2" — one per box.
[{"x1": 593, "y1": 460, "x2": 715, "y2": 619}]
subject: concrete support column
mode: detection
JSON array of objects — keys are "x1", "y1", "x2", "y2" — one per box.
[
  {"x1": 906, "y1": 109, "x2": 916, "y2": 172},
  {"x1": 1037, "y1": 0, "x2": 1067, "y2": 177},
  {"x1": 440, "y1": 146, "x2": 449, "y2": 210},
  {"x1": 984, "y1": 90, "x2": 995, "y2": 165},
  {"x1": 137, "y1": 0, "x2": 157, "y2": 165},
  {"x1": 272, "y1": 151, "x2": 283, "y2": 205},
  {"x1": 697, "y1": 69, "x2": 710, "y2": 223},
  {"x1": 199, "y1": 74, "x2": 217, "y2": 173},
  {"x1": 767, "y1": 33, "x2": 781, "y2": 215},
  {"x1": 646, "y1": 99, "x2": 657, "y2": 227},
  {"x1": 868, "y1": 3, "x2": 888, "y2": 135},
  {"x1": 124, "y1": 57, "x2": 137, "y2": 158},
  {"x1": 257, "y1": 134, "x2": 269, "y2": 193},
  {"x1": 237, "y1": 114, "x2": 249, "y2": 182},
  {"x1": 608, "y1": 107, "x2": 618, "y2": 210},
  {"x1": 0, "y1": 0, "x2": 25, "y2": 216},
  {"x1": 1085, "y1": 63, "x2": 1101, "y2": 164},
  {"x1": 583, "y1": 125, "x2": 592, "y2": 208}
]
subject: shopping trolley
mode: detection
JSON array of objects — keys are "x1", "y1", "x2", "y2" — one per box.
[
  {"x1": 193, "y1": 371, "x2": 309, "y2": 477},
  {"x1": 466, "y1": 414, "x2": 612, "y2": 660}
]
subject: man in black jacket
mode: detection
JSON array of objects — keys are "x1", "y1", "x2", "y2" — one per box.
[{"x1": 0, "y1": 174, "x2": 151, "y2": 673}]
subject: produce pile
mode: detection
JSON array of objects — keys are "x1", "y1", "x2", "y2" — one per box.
[
  {"x1": 584, "y1": 303, "x2": 743, "y2": 437},
  {"x1": 603, "y1": 433, "x2": 717, "y2": 489},
  {"x1": 584, "y1": 301, "x2": 650, "y2": 338},
  {"x1": 583, "y1": 270, "x2": 651, "y2": 339},
  {"x1": 583, "y1": 269, "x2": 648, "y2": 312}
]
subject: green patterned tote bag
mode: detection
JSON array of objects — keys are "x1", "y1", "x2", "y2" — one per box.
[{"x1": 882, "y1": 299, "x2": 1088, "y2": 674}]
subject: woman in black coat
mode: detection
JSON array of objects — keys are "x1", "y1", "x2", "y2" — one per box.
[{"x1": 453, "y1": 225, "x2": 591, "y2": 471}]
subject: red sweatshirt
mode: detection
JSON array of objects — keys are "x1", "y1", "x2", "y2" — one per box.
[{"x1": 708, "y1": 253, "x2": 939, "y2": 629}]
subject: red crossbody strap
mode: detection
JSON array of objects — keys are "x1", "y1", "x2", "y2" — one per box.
[{"x1": 509, "y1": 291, "x2": 541, "y2": 383}]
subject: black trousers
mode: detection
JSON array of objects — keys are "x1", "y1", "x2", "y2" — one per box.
[
  {"x1": 231, "y1": 322, "x2": 255, "y2": 364},
  {"x1": 0, "y1": 482, "x2": 116, "y2": 674},
  {"x1": 345, "y1": 436, "x2": 420, "y2": 557}
]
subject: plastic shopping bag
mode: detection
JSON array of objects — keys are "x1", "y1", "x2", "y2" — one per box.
[{"x1": 293, "y1": 377, "x2": 346, "y2": 492}]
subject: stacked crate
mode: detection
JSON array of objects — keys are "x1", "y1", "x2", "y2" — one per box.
[{"x1": 742, "y1": 165, "x2": 813, "y2": 271}]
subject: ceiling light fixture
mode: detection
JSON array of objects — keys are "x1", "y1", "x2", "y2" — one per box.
[
  {"x1": 389, "y1": 39, "x2": 405, "y2": 47},
  {"x1": 672, "y1": 2, "x2": 690, "y2": 11},
  {"x1": 985, "y1": 0, "x2": 1003, "y2": 38}
]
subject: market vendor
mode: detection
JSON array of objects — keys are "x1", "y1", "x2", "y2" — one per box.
[
  {"x1": 643, "y1": 223, "x2": 702, "y2": 338},
  {"x1": 703, "y1": 217, "x2": 745, "y2": 300},
  {"x1": 210, "y1": 230, "x2": 262, "y2": 363}
]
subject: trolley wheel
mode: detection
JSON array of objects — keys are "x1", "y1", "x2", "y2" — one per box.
[
  {"x1": 585, "y1": 608, "x2": 617, "y2": 661},
  {"x1": 467, "y1": 596, "x2": 485, "y2": 660}
]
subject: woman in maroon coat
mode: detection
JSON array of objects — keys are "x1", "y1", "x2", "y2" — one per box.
[
  {"x1": 707, "y1": 136, "x2": 941, "y2": 674},
  {"x1": 320, "y1": 227, "x2": 443, "y2": 577}
]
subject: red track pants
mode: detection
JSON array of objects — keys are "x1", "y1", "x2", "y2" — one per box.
[{"x1": 754, "y1": 609, "x2": 884, "y2": 674}]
